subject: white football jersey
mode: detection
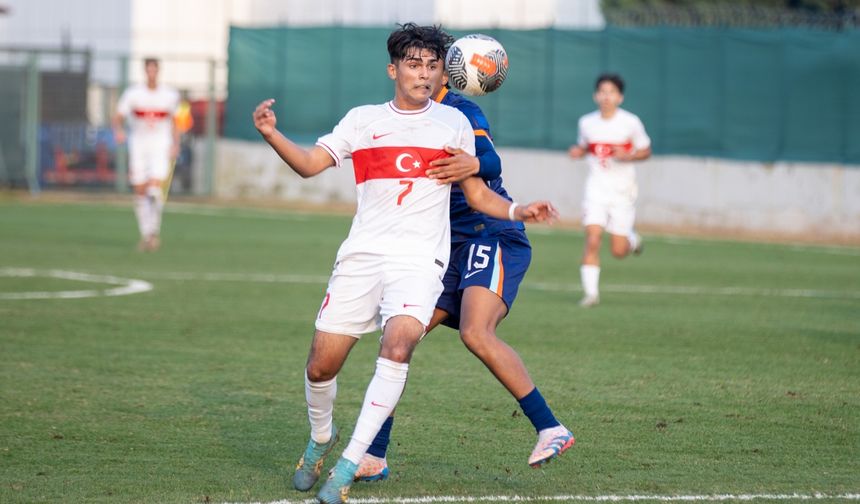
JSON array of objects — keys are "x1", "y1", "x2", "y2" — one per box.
[
  {"x1": 117, "y1": 84, "x2": 179, "y2": 145},
  {"x1": 576, "y1": 108, "x2": 651, "y2": 203},
  {"x1": 317, "y1": 100, "x2": 475, "y2": 265}
]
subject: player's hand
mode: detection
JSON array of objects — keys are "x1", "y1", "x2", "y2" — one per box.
[
  {"x1": 427, "y1": 146, "x2": 480, "y2": 184},
  {"x1": 612, "y1": 146, "x2": 635, "y2": 162},
  {"x1": 114, "y1": 129, "x2": 127, "y2": 145},
  {"x1": 253, "y1": 99, "x2": 278, "y2": 138},
  {"x1": 568, "y1": 145, "x2": 585, "y2": 159},
  {"x1": 515, "y1": 201, "x2": 559, "y2": 224}
]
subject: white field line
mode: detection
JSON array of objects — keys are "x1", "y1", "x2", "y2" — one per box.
[
  {"x1": 0, "y1": 268, "x2": 153, "y2": 300},
  {"x1": 134, "y1": 271, "x2": 860, "y2": 301},
  {"x1": 224, "y1": 493, "x2": 860, "y2": 504},
  {"x1": 4, "y1": 269, "x2": 858, "y2": 302}
]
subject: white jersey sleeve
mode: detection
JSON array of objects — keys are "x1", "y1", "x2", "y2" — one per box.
[
  {"x1": 576, "y1": 116, "x2": 587, "y2": 148},
  {"x1": 630, "y1": 114, "x2": 651, "y2": 150},
  {"x1": 316, "y1": 108, "x2": 360, "y2": 167}
]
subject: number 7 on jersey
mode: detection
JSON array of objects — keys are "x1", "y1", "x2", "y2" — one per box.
[{"x1": 397, "y1": 180, "x2": 414, "y2": 205}]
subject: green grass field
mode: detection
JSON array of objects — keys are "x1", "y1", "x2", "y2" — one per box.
[{"x1": 1, "y1": 198, "x2": 858, "y2": 504}]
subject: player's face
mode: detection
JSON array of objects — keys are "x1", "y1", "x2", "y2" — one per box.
[
  {"x1": 594, "y1": 81, "x2": 623, "y2": 114},
  {"x1": 145, "y1": 62, "x2": 159, "y2": 85},
  {"x1": 388, "y1": 47, "x2": 443, "y2": 110}
]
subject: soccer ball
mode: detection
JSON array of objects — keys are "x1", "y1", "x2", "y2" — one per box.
[{"x1": 445, "y1": 34, "x2": 509, "y2": 97}]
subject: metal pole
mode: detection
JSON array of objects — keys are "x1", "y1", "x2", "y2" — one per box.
[
  {"x1": 115, "y1": 55, "x2": 129, "y2": 193},
  {"x1": 204, "y1": 58, "x2": 217, "y2": 196},
  {"x1": 25, "y1": 52, "x2": 41, "y2": 195}
]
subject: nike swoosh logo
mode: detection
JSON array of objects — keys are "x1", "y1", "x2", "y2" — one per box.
[
  {"x1": 372, "y1": 132, "x2": 393, "y2": 140},
  {"x1": 464, "y1": 269, "x2": 484, "y2": 279},
  {"x1": 402, "y1": 303, "x2": 421, "y2": 308},
  {"x1": 371, "y1": 401, "x2": 389, "y2": 408}
]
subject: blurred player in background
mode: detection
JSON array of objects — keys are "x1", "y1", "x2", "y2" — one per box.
[
  {"x1": 355, "y1": 26, "x2": 574, "y2": 484},
  {"x1": 172, "y1": 90, "x2": 195, "y2": 193},
  {"x1": 568, "y1": 73, "x2": 651, "y2": 307},
  {"x1": 252, "y1": 23, "x2": 557, "y2": 504},
  {"x1": 113, "y1": 57, "x2": 180, "y2": 252}
]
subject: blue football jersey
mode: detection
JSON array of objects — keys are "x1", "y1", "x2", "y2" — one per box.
[{"x1": 435, "y1": 88, "x2": 526, "y2": 243}]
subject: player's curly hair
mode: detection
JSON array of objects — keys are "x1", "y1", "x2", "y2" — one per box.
[{"x1": 387, "y1": 23, "x2": 454, "y2": 64}]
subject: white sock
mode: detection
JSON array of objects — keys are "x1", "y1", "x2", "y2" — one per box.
[
  {"x1": 580, "y1": 264, "x2": 600, "y2": 298},
  {"x1": 628, "y1": 232, "x2": 641, "y2": 252},
  {"x1": 147, "y1": 186, "x2": 164, "y2": 236},
  {"x1": 305, "y1": 370, "x2": 337, "y2": 444},
  {"x1": 341, "y1": 357, "x2": 409, "y2": 464},
  {"x1": 133, "y1": 194, "x2": 151, "y2": 238}
]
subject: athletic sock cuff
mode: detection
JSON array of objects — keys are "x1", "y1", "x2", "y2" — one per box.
[{"x1": 375, "y1": 357, "x2": 409, "y2": 383}]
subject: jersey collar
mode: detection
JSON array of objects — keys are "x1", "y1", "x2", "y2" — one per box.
[{"x1": 388, "y1": 100, "x2": 433, "y2": 115}]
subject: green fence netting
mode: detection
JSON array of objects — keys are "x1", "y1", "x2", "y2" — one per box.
[{"x1": 225, "y1": 26, "x2": 860, "y2": 164}]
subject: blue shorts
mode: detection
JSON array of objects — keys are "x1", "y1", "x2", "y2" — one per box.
[{"x1": 436, "y1": 231, "x2": 532, "y2": 330}]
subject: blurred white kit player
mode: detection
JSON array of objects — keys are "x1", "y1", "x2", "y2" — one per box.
[
  {"x1": 577, "y1": 108, "x2": 650, "y2": 233},
  {"x1": 314, "y1": 99, "x2": 474, "y2": 337},
  {"x1": 114, "y1": 58, "x2": 180, "y2": 252},
  {"x1": 569, "y1": 73, "x2": 651, "y2": 307}
]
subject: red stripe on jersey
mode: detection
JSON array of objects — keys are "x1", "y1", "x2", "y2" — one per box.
[
  {"x1": 588, "y1": 141, "x2": 633, "y2": 157},
  {"x1": 132, "y1": 109, "x2": 171, "y2": 119},
  {"x1": 352, "y1": 146, "x2": 451, "y2": 184}
]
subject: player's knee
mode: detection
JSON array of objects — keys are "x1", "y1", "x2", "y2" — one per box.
[
  {"x1": 305, "y1": 363, "x2": 337, "y2": 382},
  {"x1": 459, "y1": 325, "x2": 495, "y2": 355},
  {"x1": 379, "y1": 343, "x2": 414, "y2": 363},
  {"x1": 611, "y1": 247, "x2": 628, "y2": 259}
]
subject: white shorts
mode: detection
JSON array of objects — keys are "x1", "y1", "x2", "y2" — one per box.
[
  {"x1": 582, "y1": 198, "x2": 636, "y2": 236},
  {"x1": 128, "y1": 139, "x2": 171, "y2": 186},
  {"x1": 315, "y1": 254, "x2": 445, "y2": 337}
]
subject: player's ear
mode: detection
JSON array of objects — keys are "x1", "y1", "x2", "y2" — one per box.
[
  {"x1": 442, "y1": 72, "x2": 449, "y2": 87},
  {"x1": 387, "y1": 63, "x2": 397, "y2": 81}
]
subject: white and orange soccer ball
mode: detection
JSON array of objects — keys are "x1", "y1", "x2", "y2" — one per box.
[{"x1": 445, "y1": 34, "x2": 509, "y2": 97}]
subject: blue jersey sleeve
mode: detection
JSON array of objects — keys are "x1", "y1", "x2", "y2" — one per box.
[
  {"x1": 452, "y1": 98, "x2": 501, "y2": 181},
  {"x1": 475, "y1": 135, "x2": 501, "y2": 180}
]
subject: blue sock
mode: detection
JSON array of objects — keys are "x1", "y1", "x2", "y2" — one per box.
[
  {"x1": 366, "y1": 415, "x2": 394, "y2": 458},
  {"x1": 518, "y1": 387, "x2": 560, "y2": 433}
]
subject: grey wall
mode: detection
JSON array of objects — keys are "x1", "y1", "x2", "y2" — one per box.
[{"x1": 212, "y1": 139, "x2": 860, "y2": 243}]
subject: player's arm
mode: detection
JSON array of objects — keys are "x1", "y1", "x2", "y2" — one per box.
[
  {"x1": 253, "y1": 99, "x2": 334, "y2": 178},
  {"x1": 613, "y1": 145, "x2": 651, "y2": 162},
  {"x1": 459, "y1": 176, "x2": 558, "y2": 223},
  {"x1": 426, "y1": 142, "x2": 500, "y2": 184},
  {"x1": 112, "y1": 111, "x2": 127, "y2": 145},
  {"x1": 427, "y1": 103, "x2": 500, "y2": 183},
  {"x1": 614, "y1": 116, "x2": 652, "y2": 162},
  {"x1": 568, "y1": 117, "x2": 587, "y2": 159},
  {"x1": 568, "y1": 144, "x2": 586, "y2": 158}
]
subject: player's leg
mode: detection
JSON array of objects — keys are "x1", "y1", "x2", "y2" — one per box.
[
  {"x1": 296, "y1": 258, "x2": 382, "y2": 492},
  {"x1": 319, "y1": 316, "x2": 424, "y2": 503},
  {"x1": 144, "y1": 179, "x2": 164, "y2": 251},
  {"x1": 356, "y1": 307, "x2": 449, "y2": 482},
  {"x1": 580, "y1": 224, "x2": 604, "y2": 307},
  {"x1": 580, "y1": 199, "x2": 607, "y2": 307},
  {"x1": 144, "y1": 145, "x2": 172, "y2": 251},
  {"x1": 131, "y1": 183, "x2": 151, "y2": 251},
  {"x1": 293, "y1": 329, "x2": 358, "y2": 492},
  {"x1": 608, "y1": 203, "x2": 641, "y2": 259},
  {"x1": 128, "y1": 144, "x2": 154, "y2": 251},
  {"x1": 318, "y1": 266, "x2": 440, "y2": 504},
  {"x1": 455, "y1": 236, "x2": 573, "y2": 467}
]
